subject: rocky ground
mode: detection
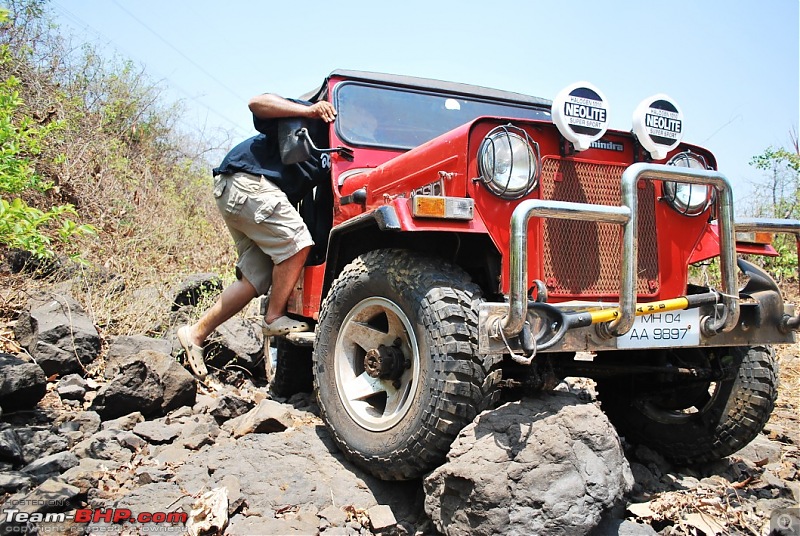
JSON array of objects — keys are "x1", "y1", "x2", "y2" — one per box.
[{"x1": 0, "y1": 280, "x2": 797, "y2": 535}]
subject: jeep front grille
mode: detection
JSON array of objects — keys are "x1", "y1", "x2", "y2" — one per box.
[{"x1": 540, "y1": 159, "x2": 659, "y2": 297}]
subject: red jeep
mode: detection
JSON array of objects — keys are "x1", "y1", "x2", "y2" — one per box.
[{"x1": 271, "y1": 70, "x2": 799, "y2": 481}]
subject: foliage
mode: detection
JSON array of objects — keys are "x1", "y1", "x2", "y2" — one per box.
[
  {"x1": 744, "y1": 134, "x2": 800, "y2": 282},
  {"x1": 0, "y1": 6, "x2": 94, "y2": 256},
  {"x1": 0, "y1": 0, "x2": 236, "y2": 334}
]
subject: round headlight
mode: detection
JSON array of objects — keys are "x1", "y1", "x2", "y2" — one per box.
[
  {"x1": 477, "y1": 125, "x2": 539, "y2": 200},
  {"x1": 663, "y1": 152, "x2": 714, "y2": 216}
]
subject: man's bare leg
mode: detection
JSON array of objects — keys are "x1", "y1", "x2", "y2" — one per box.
[
  {"x1": 265, "y1": 246, "x2": 310, "y2": 324},
  {"x1": 185, "y1": 276, "x2": 258, "y2": 346}
]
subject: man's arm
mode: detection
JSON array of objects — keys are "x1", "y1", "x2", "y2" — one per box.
[{"x1": 248, "y1": 94, "x2": 337, "y2": 123}]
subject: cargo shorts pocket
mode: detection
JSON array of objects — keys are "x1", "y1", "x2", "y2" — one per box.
[
  {"x1": 254, "y1": 197, "x2": 279, "y2": 224},
  {"x1": 225, "y1": 188, "x2": 248, "y2": 215},
  {"x1": 212, "y1": 176, "x2": 227, "y2": 198}
]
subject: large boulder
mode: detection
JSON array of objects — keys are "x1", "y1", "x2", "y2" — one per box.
[
  {"x1": 0, "y1": 353, "x2": 47, "y2": 411},
  {"x1": 90, "y1": 360, "x2": 164, "y2": 420},
  {"x1": 13, "y1": 293, "x2": 100, "y2": 376},
  {"x1": 424, "y1": 392, "x2": 634, "y2": 536},
  {"x1": 92, "y1": 350, "x2": 196, "y2": 419}
]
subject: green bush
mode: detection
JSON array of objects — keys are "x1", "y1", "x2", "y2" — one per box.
[{"x1": 0, "y1": 8, "x2": 94, "y2": 257}]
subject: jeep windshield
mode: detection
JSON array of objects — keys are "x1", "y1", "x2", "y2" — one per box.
[{"x1": 333, "y1": 81, "x2": 551, "y2": 150}]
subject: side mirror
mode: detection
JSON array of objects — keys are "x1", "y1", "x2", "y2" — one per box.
[{"x1": 278, "y1": 118, "x2": 313, "y2": 165}]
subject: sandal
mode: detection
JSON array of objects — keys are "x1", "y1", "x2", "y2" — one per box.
[
  {"x1": 177, "y1": 325, "x2": 208, "y2": 378},
  {"x1": 261, "y1": 315, "x2": 310, "y2": 337}
]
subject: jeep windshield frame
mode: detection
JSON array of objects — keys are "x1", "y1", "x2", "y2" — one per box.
[{"x1": 333, "y1": 80, "x2": 552, "y2": 151}]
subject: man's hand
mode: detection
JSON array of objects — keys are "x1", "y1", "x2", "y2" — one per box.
[{"x1": 308, "y1": 101, "x2": 337, "y2": 123}]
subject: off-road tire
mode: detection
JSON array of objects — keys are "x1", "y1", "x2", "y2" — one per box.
[
  {"x1": 314, "y1": 249, "x2": 502, "y2": 480},
  {"x1": 268, "y1": 337, "x2": 314, "y2": 398},
  {"x1": 596, "y1": 345, "x2": 778, "y2": 465}
]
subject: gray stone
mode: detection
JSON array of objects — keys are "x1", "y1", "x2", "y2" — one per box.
[
  {"x1": 0, "y1": 471, "x2": 36, "y2": 493},
  {"x1": 424, "y1": 393, "x2": 633, "y2": 536},
  {"x1": 208, "y1": 393, "x2": 255, "y2": 422},
  {"x1": 0, "y1": 353, "x2": 47, "y2": 411},
  {"x1": 105, "y1": 350, "x2": 196, "y2": 414},
  {"x1": 205, "y1": 316, "x2": 264, "y2": 372},
  {"x1": 117, "y1": 431, "x2": 148, "y2": 451},
  {"x1": 0, "y1": 428, "x2": 24, "y2": 464},
  {"x1": 172, "y1": 273, "x2": 223, "y2": 311},
  {"x1": 13, "y1": 294, "x2": 101, "y2": 376},
  {"x1": 182, "y1": 434, "x2": 213, "y2": 450},
  {"x1": 58, "y1": 411, "x2": 102, "y2": 438},
  {"x1": 56, "y1": 374, "x2": 88, "y2": 401},
  {"x1": 222, "y1": 399, "x2": 301, "y2": 438},
  {"x1": 135, "y1": 467, "x2": 174, "y2": 485},
  {"x1": 133, "y1": 420, "x2": 182, "y2": 444},
  {"x1": 21, "y1": 451, "x2": 79, "y2": 478},
  {"x1": 17, "y1": 427, "x2": 70, "y2": 464},
  {"x1": 59, "y1": 457, "x2": 121, "y2": 494},
  {"x1": 101, "y1": 411, "x2": 144, "y2": 431},
  {"x1": 72, "y1": 430, "x2": 134, "y2": 463},
  {"x1": 369, "y1": 504, "x2": 397, "y2": 531},
  {"x1": 736, "y1": 434, "x2": 783, "y2": 464},
  {"x1": 105, "y1": 335, "x2": 173, "y2": 375},
  {"x1": 589, "y1": 517, "x2": 659, "y2": 535},
  {"x1": 90, "y1": 360, "x2": 164, "y2": 419},
  {"x1": 153, "y1": 444, "x2": 191, "y2": 466}
]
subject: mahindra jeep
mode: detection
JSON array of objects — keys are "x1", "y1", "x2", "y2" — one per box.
[{"x1": 271, "y1": 70, "x2": 799, "y2": 481}]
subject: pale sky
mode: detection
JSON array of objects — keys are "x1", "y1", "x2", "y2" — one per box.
[{"x1": 50, "y1": 0, "x2": 799, "y2": 206}]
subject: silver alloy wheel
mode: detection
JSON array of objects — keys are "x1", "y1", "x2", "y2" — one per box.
[{"x1": 334, "y1": 296, "x2": 420, "y2": 432}]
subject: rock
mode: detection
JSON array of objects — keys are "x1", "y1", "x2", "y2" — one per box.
[
  {"x1": 0, "y1": 471, "x2": 36, "y2": 493},
  {"x1": 103, "y1": 350, "x2": 196, "y2": 414},
  {"x1": 0, "y1": 428, "x2": 25, "y2": 464},
  {"x1": 56, "y1": 374, "x2": 88, "y2": 401},
  {"x1": 16, "y1": 427, "x2": 70, "y2": 464},
  {"x1": 736, "y1": 434, "x2": 783, "y2": 464},
  {"x1": 72, "y1": 430, "x2": 135, "y2": 464},
  {"x1": 21, "y1": 451, "x2": 79, "y2": 479},
  {"x1": 101, "y1": 411, "x2": 144, "y2": 431},
  {"x1": 135, "y1": 467, "x2": 174, "y2": 485},
  {"x1": 589, "y1": 517, "x2": 659, "y2": 535},
  {"x1": 133, "y1": 420, "x2": 182, "y2": 444},
  {"x1": 208, "y1": 393, "x2": 255, "y2": 422},
  {"x1": 13, "y1": 294, "x2": 101, "y2": 376},
  {"x1": 205, "y1": 316, "x2": 264, "y2": 373},
  {"x1": 90, "y1": 360, "x2": 164, "y2": 419},
  {"x1": 0, "y1": 353, "x2": 47, "y2": 411},
  {"x1": 153, "y1": 444, "x2": 191, "y2": 466},
  {"x1": 12, "y1": 477, "x2": 80, "y2": 512},
  {"x1": 424, "y1": 393, "x2": 633, "y2": 536},
  {"x1": 172, "y1": 273, "x2": 223, "y2": 311},
  {"x1": 369, "y1": 504, "x2": 397, "y2": 532},
  {"x1": 117, "y1": 431, "x2": 148, "y2": 451},
  {"x1": 105, "y1": 335, "x2": 173, "y2": 371},
  {"x1": 221, "y1": 399, "x2": 302, "y2": 438},
  {"x1": 58, "y1": 411, "x2": 102, "y2": 439},
  {"x1": 60, "y1": 457, "x2": 121, "y2": 494}
]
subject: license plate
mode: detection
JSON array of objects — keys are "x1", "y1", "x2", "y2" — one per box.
[{"x1": 617, "y1": 308, "x2": 700, "y2": 349}]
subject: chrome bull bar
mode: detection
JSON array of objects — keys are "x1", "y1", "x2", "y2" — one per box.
[
  {"x1": 735, "y1": 217, "x2": 800, "y2": 331},
  {"x1": 494, "y1": 163, "x2": 741, "y2": 346}
]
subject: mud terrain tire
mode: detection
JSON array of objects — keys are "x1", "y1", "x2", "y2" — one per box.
[
  {"x1": 268, "y1": 337, "x2": 314, "y2": 397},
  {"x1": 596, "y1": 345, "x2": 778, "y2": 465},
  {"x1": 314, "y1": 249, "x2": 502, "y2": 480}
]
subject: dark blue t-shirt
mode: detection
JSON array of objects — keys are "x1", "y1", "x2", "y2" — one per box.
[{"x1": 213, "y1": 98, "x2": 327, "y2": 204}]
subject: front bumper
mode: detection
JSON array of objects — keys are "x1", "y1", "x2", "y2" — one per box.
[{"x1": 479, "y1": 163, "x2": 800, "y2": 356}]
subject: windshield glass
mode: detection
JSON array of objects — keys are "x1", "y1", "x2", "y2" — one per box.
[{"x1": 334, "y1": 82, "x2": 550, "y2": 150}]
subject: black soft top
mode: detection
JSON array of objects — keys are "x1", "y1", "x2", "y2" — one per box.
[{"x1": 300, "y1": 69, "x2": 552, "y2": 109}]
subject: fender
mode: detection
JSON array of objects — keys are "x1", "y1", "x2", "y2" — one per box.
[{"x1": 689, "y1": 222, "x2": 777, "y2": 264}]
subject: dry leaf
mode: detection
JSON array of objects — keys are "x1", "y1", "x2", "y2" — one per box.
[
  {"x1": 684, "y1": 512, "x2": 726, "y2": 535},
  {"x1": 627, "y1": 502, "x2": 656, "y2": 519}
]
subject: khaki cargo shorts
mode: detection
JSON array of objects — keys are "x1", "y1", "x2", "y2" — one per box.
[{"x1": 213, "y1": 171, "x2": 313, "y2": 295}]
